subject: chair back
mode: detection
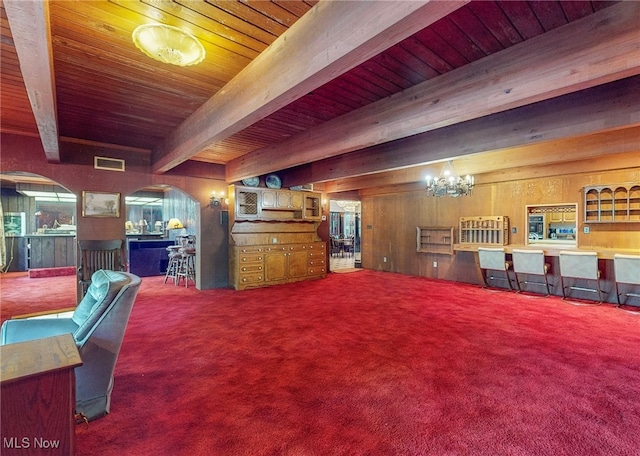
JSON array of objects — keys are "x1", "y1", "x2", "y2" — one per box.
[
  {"x1": 614, "y1": 254, "x2": 640, "y2": 285},
  {"x1": 559, "y1": 251, "x2": 599, "y2": 280},
  {"x1": 75, "y1": 270, "x2": 141, "y2": 420},
  {"x1": 512, "y1": 249, "x2": 546, "y2": 274},
  {"x1": 478, "y1": 247, "x2": 507, "y2": 270},
  {"x1": 78, "y1": 239, "x2": 124, "y2": 296},
  {"x1": 330, "y1": 238, "x2": 340, "y2": 255}
]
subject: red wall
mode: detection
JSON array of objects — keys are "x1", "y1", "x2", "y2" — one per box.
[{"x1": 1, "y1": 134, "x2": 229, "y2": 290}]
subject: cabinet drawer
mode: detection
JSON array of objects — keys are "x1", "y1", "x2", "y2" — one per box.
[
  {"x1": 240, "y1": 264, "x2": 264, "y2": 273},
  {"x1": 264, "y1": 246, "x2": 287, "y2": 253},
  {"x1": 239, "y1": 253, "x2": 264, "y2": 263},
  {"x1": 308, "y1": 250, "x2": 325, "y2": 258},
  {"x1": 237, "y1": 246, "x2": 264, "y2": 254},
  {"x1": 239, "y1": 273, "x2": 264, "y2": 284},
  {"x1": 302, "y1": 243, "x2": 324, "y2": 250},
  {"x1": 308, "y1": 267, "x2": 326, "y2": 275},
  {"x1": 308, "y1": 258, "x2": 326, "y2": 267}
]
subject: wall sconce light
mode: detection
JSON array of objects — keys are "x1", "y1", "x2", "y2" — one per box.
[{"x1": 209, "y1": 191, "x2": 227, "y2": 209}]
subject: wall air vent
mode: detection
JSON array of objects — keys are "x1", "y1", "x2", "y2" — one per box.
[{"x1": 94, "y1": 156, "x2": 125, "y2": 172}]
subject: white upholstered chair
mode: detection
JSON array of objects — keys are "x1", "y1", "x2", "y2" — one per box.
[
  {"x1": 558, "y1": 251, "x2": 603, "y2": 304},
  {"x1": 512, "y1": 249, "x2": 551, "y2": 296},
  {"x1": 477, "y1": 247, "x2": 513, "y2": 291},
  {"x1": 613, "y1": 254, "x2": 640, "y2": 309}
]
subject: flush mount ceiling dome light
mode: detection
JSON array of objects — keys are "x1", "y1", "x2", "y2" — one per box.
[{"x1": 132, "y1": 24, "x2": 205, "y2": 67}]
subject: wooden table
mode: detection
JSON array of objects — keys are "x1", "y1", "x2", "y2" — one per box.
[{"x1": 332, "y1": 238, "x2": 354, "y2": 257}]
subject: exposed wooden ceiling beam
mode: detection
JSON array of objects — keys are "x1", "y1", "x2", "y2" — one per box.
[
  {"x1": 151, "y1": 0, "x2": 469, "y2": 173},
  {"x1": 282, "y1": 76, "x2": 640, "y2": 186},
  {"x1": 4, "y1": 0, "x2": 60, "y2": 163},
  {"x1": 324, "y1": 127, "x2": 640, "y2": 193},
  {"x1": 226, "y1": 1, "x2": 640, "y2": 183}
]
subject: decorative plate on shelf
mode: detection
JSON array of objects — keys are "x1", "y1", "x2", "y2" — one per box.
[
  {"x1": 265, "y1": 174, "x2": 282, "y2": 189},
  {"x1": 242, "y1": 177, "x2": 260, "y2": 187}
]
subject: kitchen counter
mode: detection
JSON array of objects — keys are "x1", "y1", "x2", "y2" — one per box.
[
  {"x1": 453, "y1": 243, "x2": 639, "y2": 260},
  {"x1": 28, "y1": 235, "x2": 76, "y2": 269},
  {"x1": 28, "y1": 233, "x2": 76, "y2": 237}
]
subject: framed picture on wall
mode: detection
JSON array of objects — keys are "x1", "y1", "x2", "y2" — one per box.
[
  {"x1": 3, "y1": 212, "x2": 26, "y2": 236},
  {"x1": 82, "y1": 191, "x2": 120, "y2": 217}
]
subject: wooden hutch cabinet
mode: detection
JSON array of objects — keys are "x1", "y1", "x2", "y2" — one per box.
[{"x1": 229, "y1": 185, "x2": 326, "y2": 290}]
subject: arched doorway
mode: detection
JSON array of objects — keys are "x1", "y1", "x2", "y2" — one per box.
[{"x1": 0, "y1": 172, "x2": 77, "y2": 273}]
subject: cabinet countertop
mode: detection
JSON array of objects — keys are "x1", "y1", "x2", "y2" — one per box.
[{"x1": 27, "y1": 233, "x2": 76, "y2": 237}]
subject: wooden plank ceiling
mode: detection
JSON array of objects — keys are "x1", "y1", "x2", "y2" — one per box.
[{"x1": 1, "y1": 0, "x2": 638, "y2": 193}]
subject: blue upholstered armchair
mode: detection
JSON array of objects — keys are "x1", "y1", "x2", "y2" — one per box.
[{"x1": 1, "y1": 270, "x2": 142, "y2": 421}]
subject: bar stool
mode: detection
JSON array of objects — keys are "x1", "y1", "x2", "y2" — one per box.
[
  {"x1": 477, "y1": 247, "x2": 513, "y2": 291},
  {"x1": 164, "y1": 245, "x2": 182, "y2": 285},
  {"x1": 512, "y1": 249, "x2": 551, "y2": 296},
  {"x1": 558, "y1": 251, "x2": 603, "y2": 305},
  {"x1": 613, "y1": 253, "x2": 640, "y2": 310},
  {"x1": 175, "y1": 247, "x2": 196, "y2": 288}
]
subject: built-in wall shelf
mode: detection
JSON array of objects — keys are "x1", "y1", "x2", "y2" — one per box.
[
  {"x1": 416, "y1": 226, "x2": 454, "y2": 255},
  {"x1": 584, "y1": 184, "x2": 640, "y2": 223},
  {"x1": 459, "y1": 216, "x2": 509, "y2": 245}
]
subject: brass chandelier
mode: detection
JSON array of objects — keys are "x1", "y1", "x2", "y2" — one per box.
[{"x1": 425, "y1": 161, "x2": 474, "y2": 197}]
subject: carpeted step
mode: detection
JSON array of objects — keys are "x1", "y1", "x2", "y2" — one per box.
[{"x1": 29, "y1": 266, "x2": 76, "y2": 279}]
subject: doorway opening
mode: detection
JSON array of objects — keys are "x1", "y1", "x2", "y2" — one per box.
[{"x1": 329, "y1": 200, "x2": 361, "y2": 271}]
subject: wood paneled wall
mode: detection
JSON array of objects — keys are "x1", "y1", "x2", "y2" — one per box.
[{"x1": 361, "y1": 165, "x2": 640, "y2": 294}]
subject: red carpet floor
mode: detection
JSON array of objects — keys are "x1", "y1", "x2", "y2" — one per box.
[{"x1": 1, "y1": 270, "x2": 639, "y2": 455}]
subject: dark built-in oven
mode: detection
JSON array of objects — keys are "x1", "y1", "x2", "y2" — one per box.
[{"x1": 528, "y1": 214, "x2": 545, "y2": 240}]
